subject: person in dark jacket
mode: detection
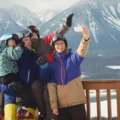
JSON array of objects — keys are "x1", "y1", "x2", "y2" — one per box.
[
  {"x1": 16, "y1": 35, "x2": 42, "y2": 120},
  {"x1": 28, "y1": 14, "x2": 74, "y2": 120},
  {"x1": 40, "y1": 26, "x2": 90, "y2": 120}
]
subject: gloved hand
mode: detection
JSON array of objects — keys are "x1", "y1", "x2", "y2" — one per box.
[
  {"x1": 66, "y1": 13, "x2": 74, "y2": 27},
  {"x1": 37, "y1": 55, "x2": 49, "y2": 69},
  {"x1": 37, "y1": 55, "x2": 48, "y2": 65},
  {"x1": 8, "y1": 81, "x2": 17, "y2": 89}
]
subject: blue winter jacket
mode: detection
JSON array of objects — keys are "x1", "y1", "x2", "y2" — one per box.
[
  {"x1": 40, "y1": 39, "x2": 90, "y2": 109},
  {"x1": 40, "y1": 51, "x2": 84, "y2": 84},
  {"x1": 17, "y1": 48, "x2": 39, "y2": 87}
]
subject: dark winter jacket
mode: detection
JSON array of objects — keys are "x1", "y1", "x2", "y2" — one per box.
[{"x1": 17, "y1": 48, "x2": 39, "y2": 87}]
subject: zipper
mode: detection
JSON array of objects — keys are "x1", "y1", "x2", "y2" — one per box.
[{"x1": 58, "y1": 54, "x2": 69, "y2": 107}]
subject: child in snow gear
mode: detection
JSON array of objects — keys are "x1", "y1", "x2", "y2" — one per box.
[{"x1": 40, "y1": 26, "x2": 90, "y2": 120}]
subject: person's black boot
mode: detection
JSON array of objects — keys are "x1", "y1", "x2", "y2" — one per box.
[{"x1": 38, "y1": 112, "x2": 45, "y2": 120}]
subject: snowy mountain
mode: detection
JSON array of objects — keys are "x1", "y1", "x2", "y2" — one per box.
[
  {"x1": 0, "y1": 3, "x2": 42, "y2": 35},
  {"x1": 40, "y1": 0, "x2": 120, "y2": 52},
  {"x1": 36, "y1": 10, "x2": 60, "y2": 23}
]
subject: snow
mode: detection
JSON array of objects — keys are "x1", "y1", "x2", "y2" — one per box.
[
  {"x1": 108, "y1": 33, "x2": 118, "y2": 42},
  {"x1": 110, "y1": 6, "x2": 118, "y2": 19},
  {"x1": 87, "y1": 10, "x2": 99, "y2": 44},
  {"x1": 98, "y1": 54, "x2": 103, "y2": 57},
  {"x1": 62, "y1": 18, "x2": 66, "y2": 21},
  {"x1": 88, "y1": 90, "x2": 117, "y2": 117},
  {"x1": 16, "y1": 21, "x2": 24, "y2": 27},
  {"x1": 82, "y1": 72, "x2": 89, "y2": 78},
  {"x1": 106, "y1": 66, "x2": 120, "y2": 70},
  {"x1": 37, "y1": 11, "x2": 57, "y2": 23},
  {"x1": 90, "y1": 99, "x2": 117, "y2": 117},
  {"x1": 51, "y1": 23, "x2": 55, "y2": 27},
  {"x1": 118, "y1": 3, "x2": 120, "y2": 13},
  {"x1": 102, "y1": 5, "x2": 120, "y2": 31},
  {"x1": 82, "y1": 75, "x2": 89, "y2": 78}
]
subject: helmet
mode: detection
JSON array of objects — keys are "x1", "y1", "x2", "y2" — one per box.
[
  {"x1": 28, "y1": 25, "x2": 39, "y2": 33},
  {"x1": 27, "y1": 25, "x2": 40, "y2": 38},
  {"x1": 50, "y1": 34, "x2": 68, "y2": 50}
]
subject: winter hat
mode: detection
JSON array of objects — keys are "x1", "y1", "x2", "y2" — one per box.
[
  {"x1": 27, "y1": 25, "x2": 40, "y2": 38},
  {"x1": 6, "y1": 34, "x2": 19, "y2": 45},
  {"x1": 50, "y1": 34, "x2": 68, "y2": 50}
]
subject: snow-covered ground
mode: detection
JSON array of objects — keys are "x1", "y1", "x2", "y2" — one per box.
[
  {"x1": 88, "y1": 90, "x2": 117, "y2": 117},
  {"x1": 90, "y1": 99, "x2": 117, "y2": 117},
  {"x1": 106, "y1": 66, "x2": 120, "y2": 70}
]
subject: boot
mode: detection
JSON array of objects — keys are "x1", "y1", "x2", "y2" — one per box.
[{"x1": 4, "y1": 104, "x2": 17, "y2": 120}]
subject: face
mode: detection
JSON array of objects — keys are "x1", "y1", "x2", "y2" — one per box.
[
  {"x1": 31, "y1": 32, "x2": 38, "y2": 41},
  {"x1": 7, "y1": 39, "x2": 16, "y2": 47},
  {"x1": 54, "y1": 40, "x2": 66, "y2": 53},
  {"x1": 22, "y1": 36, "x2": 32, "y2": 49}
]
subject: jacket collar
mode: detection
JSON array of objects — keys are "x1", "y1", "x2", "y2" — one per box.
[
  {"x1": 54, "y1": 51, "x2": 69, "y2": 61},
  {"x1": 54, "y1": 48, "x2": 72, "y2": 60},
  {"x1": 23, "y1": 47, "x2": 35, "y2": 55}
]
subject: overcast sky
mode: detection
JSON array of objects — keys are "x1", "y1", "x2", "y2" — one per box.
[{"x1": 0, "y1": 0, "x2": 80, "y2": 12}]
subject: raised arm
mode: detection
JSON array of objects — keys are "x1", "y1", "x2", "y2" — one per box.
[
  {"x1": 70, "y1": 26, "x2": 90, "y2": 65},
  {"x1": 77, "y1": 26, "x2": 90, "y2": 57},
  {"x1": 43, "y1": 14, "x2": 74, "y2": 45},
  {"x1": 6, "y1": 46, "x2": 23, "y2": 60}
]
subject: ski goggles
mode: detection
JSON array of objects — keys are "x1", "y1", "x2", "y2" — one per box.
[{"x1": 52, "y1": 34, "x2": 66, "y2": 42}]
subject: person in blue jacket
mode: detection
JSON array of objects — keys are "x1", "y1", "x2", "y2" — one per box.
[{"x1": 40, "y1": 26, "x2": 90, "y2": 120}]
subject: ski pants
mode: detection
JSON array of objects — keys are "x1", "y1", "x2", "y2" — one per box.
[
  {"x1": 58, "y1": 104, "x2": 87, "y2": 120},
  {"x1": 44, "y1": 85, "x2": 58, "y2": 120}
]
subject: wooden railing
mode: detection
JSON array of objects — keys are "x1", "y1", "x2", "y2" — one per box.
[{"x1": 82, "y1": 80, "x2": 120, "y2": 120}]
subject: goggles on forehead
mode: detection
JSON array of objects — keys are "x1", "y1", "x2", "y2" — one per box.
[{"x1": 52, "y1": 34, "x2": 66, "y2": 42}]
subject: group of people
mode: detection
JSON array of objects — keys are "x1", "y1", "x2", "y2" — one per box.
[{"x1": 0, "y1": 13, "x2": 90, "y2": 120}]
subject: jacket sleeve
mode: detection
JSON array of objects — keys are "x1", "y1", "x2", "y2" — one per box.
[
  {"x1": 43, "y1": 32, "x2": 56, "y2": 46},
  {"x1": 43, "y1": 24, "x2": 69, "y2": 46},
  {"x1": 0, "y1": 41, "x2": 7, "y2": 53},
  {"x1": 6, "y1": 46, "x2": 23, "y2": 60},
  {"x1": 47, "y1": 82, "x2": 58, "y2": 109},
  {"x1": 77, "y1": 38, "x2": 90, "y2": 57},
  {"x1": 55, "y1": 24, "x2": 69, "y2": 35},
  {"x1": 40, "y1": 66, "x2": 58, "y2": 109},
  {"x1": 70, "y1": 38, "x2": 90, "y2": 65}
]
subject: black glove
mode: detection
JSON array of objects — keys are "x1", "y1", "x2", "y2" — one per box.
[
  {"x1": 37, "y1": 55, "x2": 48, "y2": 65},
  {"x1": 66, "y1": 13, "x2": 74, "y2": 27}
]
